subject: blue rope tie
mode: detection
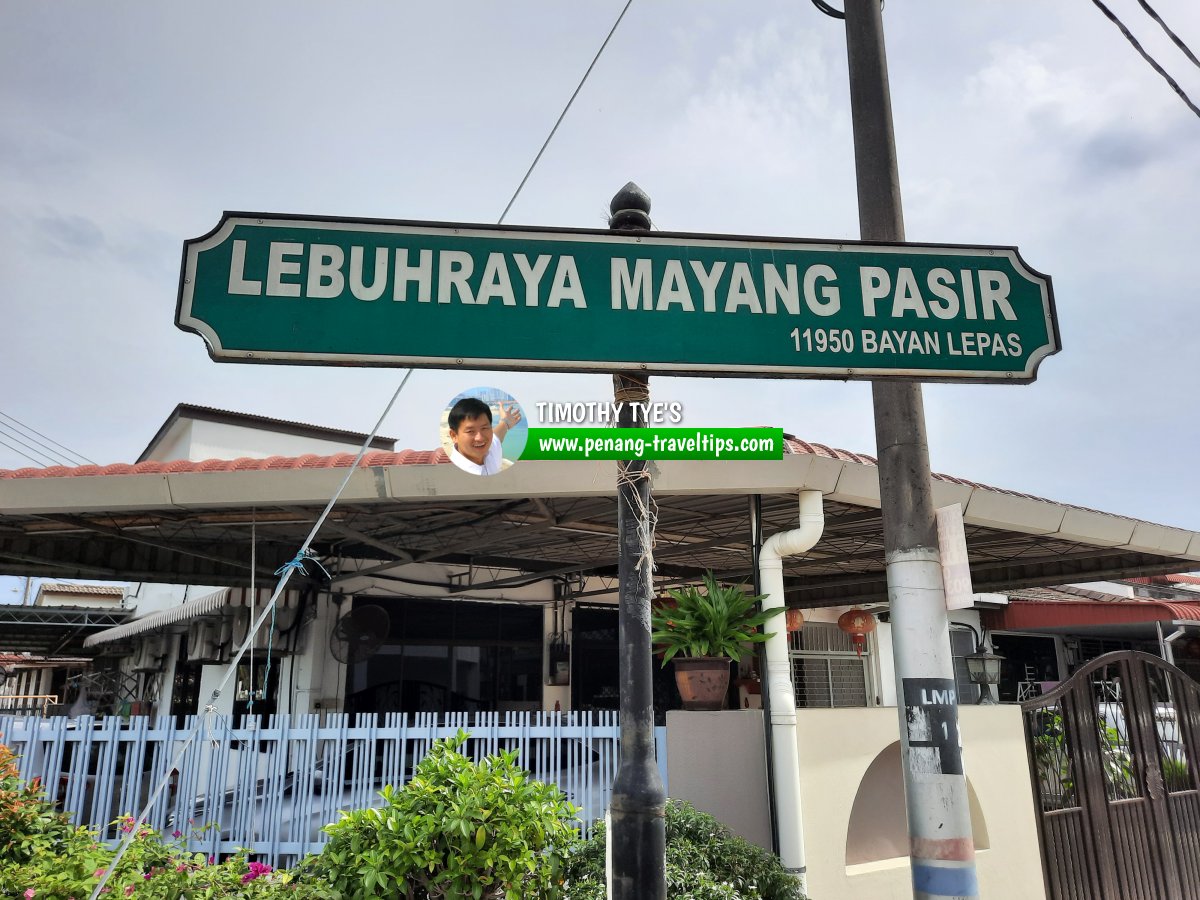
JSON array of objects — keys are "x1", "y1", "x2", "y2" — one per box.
[
  {"x1": 274, "y1": 552, "x2": 307, "y2": 577},
  {"x1": 273, "y1": 548, "x2": 331, "y2": 580}
]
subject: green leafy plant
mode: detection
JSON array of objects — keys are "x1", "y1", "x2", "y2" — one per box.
[
  {"x1": 0, "y1": 735, "x2": 18, "y2": 779},
  {"x1": 3, "y1": 822, "x2": 338, "y2": 900},
  {"x1": 1162, "y1": 754, "x2": 1191, "y2": 792},
  {"x1": 0, "y1": 746, "x2": 335, "y2": 900},
  {"x1": 1031, "y1": 708, "x2": 1139, "y2": 808},
  {"x1": 307, "y1": 731, "x2": 579, "y2": 899},
  {"x1": 0, "y1": 740, "x2": 77, "y2": 868},
  {"x1": 563, "y1": 800, "x2": 806, "y2": 900},
  {"x1": 651, "y1": 572, "x2": 783, "y2": 664}
]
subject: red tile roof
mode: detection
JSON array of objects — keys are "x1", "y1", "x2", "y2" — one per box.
[
  {"x1": 1, "y1": 449, "x2": 449, "y2": 479},
  {"x1": 0, "y1": 435, "x2": 1163, "y2": 516}
]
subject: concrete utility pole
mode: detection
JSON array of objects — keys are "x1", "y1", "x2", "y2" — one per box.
[
  {"x1": 607, "y1": 183, "x2": 667, "y2": 899},
  {"x1": 843, "y1": 3, "x2": 980, "y2": 899}
]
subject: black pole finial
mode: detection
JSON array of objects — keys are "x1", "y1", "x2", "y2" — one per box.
[{"x1": 609, "y1": 182, "x2": 652, "y2": 231}]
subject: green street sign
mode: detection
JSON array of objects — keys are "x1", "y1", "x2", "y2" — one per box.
[{"x1": 177, "y1": 213, "x2": 1059, "y2": 382}]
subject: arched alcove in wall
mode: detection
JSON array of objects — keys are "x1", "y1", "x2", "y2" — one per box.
[{"x1": 845, "y1": 740, "x2": 989, "y2": 866}]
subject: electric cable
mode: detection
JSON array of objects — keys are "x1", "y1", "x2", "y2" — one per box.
[
  {"x1": 89, "y1": 5, "x2": 639, "y2": 883},
  {"x1": 811, "y1": 0, "x2": 845, "y2": 19},
  {"x1": 0, "y1": 433, "x2": 59, "y2": 468},
  {"x1": 497, "y1": 0, "x2": 634, "y2": 225},
  {"x1": 810, "y1": 0, "x2": 883, "y2": 21},
  {"x1": 0, "y1": 408, "x2": 95, "y2": 464},
  {"x1": 0, "y1": 422, "x2": 78, "y2": 468},
  {"x1": 1136, "y1": 0, "x2": 1200, "y2": 70},
  {"x1": 89, "y1": 370, "x2": 415, "y2": 900},
  {"x1": 1090, "y1": 0, "x2": 1200, "y2": 119}
]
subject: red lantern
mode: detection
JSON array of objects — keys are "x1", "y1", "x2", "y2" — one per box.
[
  {"x1": 785, "y1": 608, "x2": 805, "y2": 633},
  {"x1": 837, "y1": 608, "x2": 877, "y2": 657}
]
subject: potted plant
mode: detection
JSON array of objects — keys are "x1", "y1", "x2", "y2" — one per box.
[{"x1": 651, "y1": 571, "x2": 784, "y2": 710}]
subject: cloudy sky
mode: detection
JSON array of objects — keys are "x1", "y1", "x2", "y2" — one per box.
[{"x1": 1, "y1": 1, "x2": 1198, "y2": 542}]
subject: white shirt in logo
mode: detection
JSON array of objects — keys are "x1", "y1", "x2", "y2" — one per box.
[{"x1": 450, "y1": 435, "x2": 504, "y2": 476}]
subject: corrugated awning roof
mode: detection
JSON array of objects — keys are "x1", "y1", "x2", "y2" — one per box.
[
  {"x1": 1126, "y1": 574, "x2": 1200, "y2": 587},
  {"x1": 2, "y1": 435, "x2": 1197, "y2": 607},
  {"x1": 83, "y1": 587, "x2": 299, "y2": 647},
  {"x1": 37, "y1": 583, "x2": 125, "y2": 596},
  {"x1": 985, "y1": 598, "x2": 1200, "y2": 631}
]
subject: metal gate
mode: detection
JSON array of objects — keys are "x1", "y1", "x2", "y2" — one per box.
[{"x1": 1022, "y1": 650, "x2": 1200, "y2": 899}]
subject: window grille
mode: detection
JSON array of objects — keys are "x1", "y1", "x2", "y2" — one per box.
[{"x1": 788, "y1": 622, "x2": 872, "y2": 708}]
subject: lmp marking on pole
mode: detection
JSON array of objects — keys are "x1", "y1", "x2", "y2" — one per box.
[{"x1": 843, "y1": 0, "x2": 982, "y2": 896}]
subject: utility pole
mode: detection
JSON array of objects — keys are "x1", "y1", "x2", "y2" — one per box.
[
  {"x1": 606, "y1": 183, "x2": 667, "y2": 900},
  {"x1": 843, "y1": 3, "x2": 980, "y2": 899}
]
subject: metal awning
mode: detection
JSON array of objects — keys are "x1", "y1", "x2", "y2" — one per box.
[
  {"x1": 83, "y1": 587, "x2": 299, "y2": 647},
  {"x1": 3, "y1": 441, "x2": 1197, "y2": 609},
  {"x1": 984, "y1": 599, "x2": 1200, "y2": 634},
  {"x1": 0, "y1": 605, "x2": 132, "y2": 656}
]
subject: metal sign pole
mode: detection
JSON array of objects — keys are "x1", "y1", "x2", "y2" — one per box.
[
  {"x1": 843, "y1": 3, "x2": 980, "y2": 899},
  {"x1": 606, "y1": 182, "x2": 667, "y2": 900}
]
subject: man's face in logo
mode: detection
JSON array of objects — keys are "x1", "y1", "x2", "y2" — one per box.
[{"x1": 449, "y1": 413, "x2": 494, "y2": 465}]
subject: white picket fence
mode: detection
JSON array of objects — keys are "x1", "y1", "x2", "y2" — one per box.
[{"x1": 0, "y1": 710, "x2": 665, "y2": 867}]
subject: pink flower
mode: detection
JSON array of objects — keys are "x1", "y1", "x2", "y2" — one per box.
[
  {"x1": 171, "y1": 830, "x2": 182, "y2": 839},
  {"x1": 124, "y1": 887, "x2": 135, "y2": 897},
  {"x1": 176, "y1": 865, "x2": 186, "y2": 873},
  {"x1": 24, "y1": 889, "x2": 35, "y2": 899},
  {"x1": 241, "y1": 861, "x2": 273, "y2": 884},
  {"x1": 93, "y1": 869, "x2": 107, "y2": 878},
  {"x1": 207, "y1": 856, "x2": 215, "y2": 865}
]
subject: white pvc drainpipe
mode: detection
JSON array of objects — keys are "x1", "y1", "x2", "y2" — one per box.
[
  {"x1": 1161, "y1": 622, "x2": 1188, "y2": 664},
  {"x1": 759, "y1": 490, "x2": 824, "y2": 894}
]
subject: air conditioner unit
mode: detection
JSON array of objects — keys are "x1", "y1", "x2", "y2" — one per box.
[
  {"x1": 187, "y1": 619, "x2": 223, "y2": 663},
  {"x1": 230, "y1": 607, "x2": 297, "y2": 654},
  {"x1": 131, "y1": 635, "x2": 169, "y2": 672}
]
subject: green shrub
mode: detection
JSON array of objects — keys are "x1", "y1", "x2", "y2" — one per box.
[
  {"x1": 563, "y1": 800, "x2": 806, "y2": 900},
  {"x1": 0, "y1": 769, "x2": 334, "y2": 900},
  {"x1": 0, "y1": 742, "x2": 78, "y2": 867},
  {"x1": 3, "y1": 827, "x2": 338, "y2": 899},
  {"x1": 0, "y1": 736, "x2": 19, "y2": 778},
  {"x1": 306, "y1": 731, "x2": 579, "y2": 899},
  {"x1": 1163, "y1": 754, "x2": 1191, "y2": 792}
]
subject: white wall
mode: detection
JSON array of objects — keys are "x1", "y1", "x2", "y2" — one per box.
[
  {"x1": 182, "y1": 420, "x2": 375, "y2": 461},
  {"x1": 795, "y1": 705, "x2": 1046, "y2": 900}
]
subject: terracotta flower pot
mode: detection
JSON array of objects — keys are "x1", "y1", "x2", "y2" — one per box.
[{"x1": 673, "y1": 657, "x2": 732, "y2": 710}]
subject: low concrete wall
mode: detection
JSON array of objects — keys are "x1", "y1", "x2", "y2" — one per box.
[
  {"x1": 795, "y1": 704, "x2": 1046, "y2": 900},
  {"x1": 665, "y1": 709, "x2": 772, "y2": 850}
]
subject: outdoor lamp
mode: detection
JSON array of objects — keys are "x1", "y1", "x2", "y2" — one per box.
[{"x1": 965, "y1": 636, "x2": 1004, "y2": 704}]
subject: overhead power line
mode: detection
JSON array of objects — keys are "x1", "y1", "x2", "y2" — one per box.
[
  {"x1": 1090, "y1": 0, "x2": 1200, "y2": 120},
  {"x1": 0, "y1": 421, "x2": 76, "y2": 467},
  {"x1": 0, "y1": 408, "x2": 96, "y2": 466},
  {"x1": 1136, "y1": 0, "x2": 1200, "y2": 70},
  {"x1": 0, "y1": 433, "x2": 59, "y2": 468},
  {"x1": 497, "y1": 0, "x2": 634, "y2": 225}
]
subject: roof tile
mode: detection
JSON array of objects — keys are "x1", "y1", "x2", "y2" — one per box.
[{"x1": 0, "y1": 440, "x2": 1159, "y2": 526}]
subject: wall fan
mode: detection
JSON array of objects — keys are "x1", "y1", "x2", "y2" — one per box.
[{"x1": 329, "y1": 604, "x2": 390, "y2": 665}]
